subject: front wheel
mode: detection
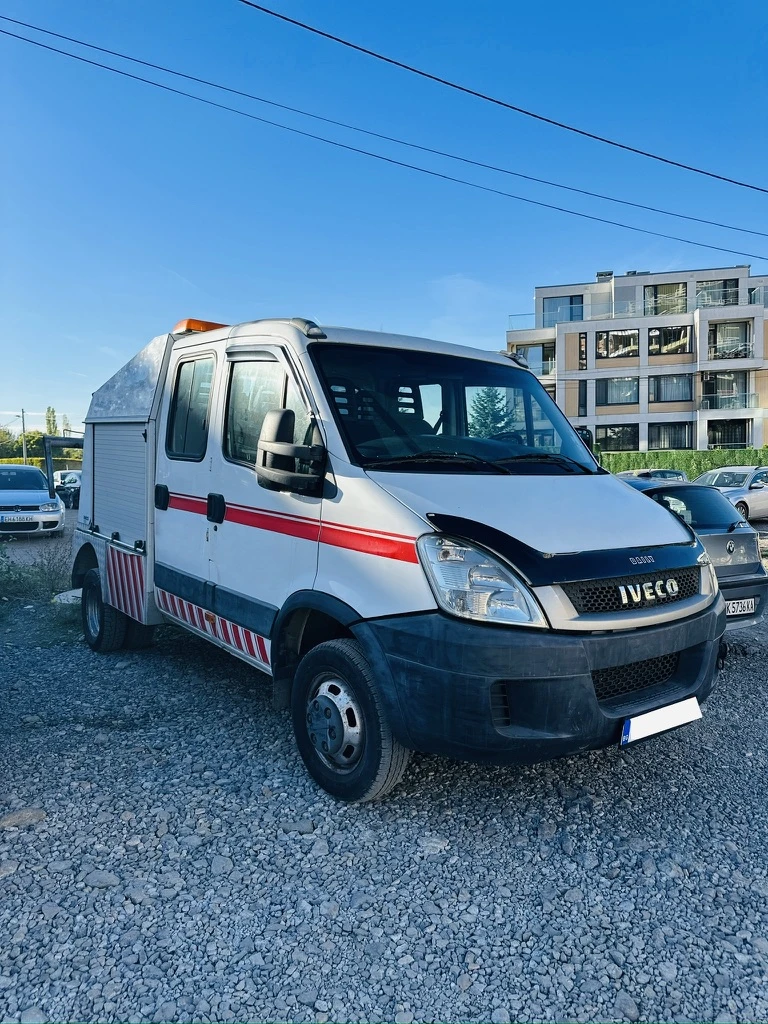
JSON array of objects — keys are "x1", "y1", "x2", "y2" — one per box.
[
  {"x1": 291, "y1": 639, "x2": 411, "y2": 802},
  {"x1": 81, "y1": 568, "x2": 127, "y2": 652},
  {"x1": 736, "y1": 501, "x2": 749, "y2": 520}
]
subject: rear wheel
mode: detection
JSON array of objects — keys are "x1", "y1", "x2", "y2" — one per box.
[
  {"x1": 736, "y1": 501, "x2": 749, "y2": 520},
  {"x1": 81, "y1": 568, "x2": 127, "y2": 652},
  {"x1": 291, "y1": 638, "x2": 411, "y2": 802}
]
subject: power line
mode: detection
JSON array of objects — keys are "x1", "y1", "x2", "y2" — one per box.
[
  {"x1": 3, "y1": 26, "x2": 768, "y2": 262},
  {"x1": 237, "y1": 1, "x2": 768, "y2": 197},
  {"x1": 2, "y1": 15, "x2": 766, "y2": 241}
]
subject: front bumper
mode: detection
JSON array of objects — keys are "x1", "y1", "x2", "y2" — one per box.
[
  {"x1": 355, "y1": 595, "x2": 726, "y2": 766},
  {"x1": 719, "y1": 571, "x2": 768, "y2": 630},
  {"x1": 0, "y1": 509, "x2": 65, "y2": 535}
]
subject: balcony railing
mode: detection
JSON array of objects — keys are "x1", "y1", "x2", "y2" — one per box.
[
  {"x1": 699, "y1": 392, "x2": 759, "y2": 410},
  {"x1": 695, "y1": 287, "x2": 740, "y2": 307},
  {"x1": 643, "y1": 297, "x2": 688, "y2": 316},
  {"x1": 749, "y1": 286, "x2": 768, "y2": 306},
  {"x1": 706, "y1": 344, "x2": 753, "y2": 360}
]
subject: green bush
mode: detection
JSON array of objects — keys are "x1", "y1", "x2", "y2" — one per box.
[
  {"x1": 601, "y1": 448, "x2": 768, "y2": 478},
  {"x1": 0, "y1": 458, "x2": 82, "y2": 471},
  {"x1": 0, "y1": 540, "x2": 72, "y2": 602}
]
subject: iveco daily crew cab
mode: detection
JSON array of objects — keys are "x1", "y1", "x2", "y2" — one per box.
[{"x1": 72, "y1": 317, "x2": 726, "y2": 801}]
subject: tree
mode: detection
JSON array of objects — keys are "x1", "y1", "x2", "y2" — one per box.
[
  {"x1": 468, "y1": 387, "x2": 511, "y2": 438},
  {"x1": 0, "y1": 427, "x2": 16, "y2": 459},
  {"x1": 14, "y1": 430, "x2": 44, "y2": 459},
  {"x1": 45, "y1": 407, "x2": 58, "y2": 435},
  {"x1": 62, "y1": 414, "x2": 72, "y2": 436}
]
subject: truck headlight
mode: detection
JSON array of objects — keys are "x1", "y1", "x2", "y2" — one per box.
[
  {"x1": 417, "y1": 534, "x2": 547, "y2": 628},
  {"x1": 39, "y1": 502, "x2": 61, "y2": 512}
]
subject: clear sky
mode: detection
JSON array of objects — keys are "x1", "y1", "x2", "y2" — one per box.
[{"x1": 2, "y1": 0, "x2": 767, "y2": 431}]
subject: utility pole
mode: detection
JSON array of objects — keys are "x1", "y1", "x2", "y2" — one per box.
[{"x1": 21, "y1": 408, "x2": 27, "y2": 465}]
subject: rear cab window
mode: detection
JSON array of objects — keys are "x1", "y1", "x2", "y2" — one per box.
[{"x1": 166, "y1": 357, "x2": 215, "y2": 460}]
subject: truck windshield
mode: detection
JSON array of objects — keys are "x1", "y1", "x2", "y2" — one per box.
[{"x1": 309, "y1": 343, "x2": 600, "y2": 474}]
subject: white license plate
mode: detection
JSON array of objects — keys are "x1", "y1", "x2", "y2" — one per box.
[
  {"x1": 620, "y1": 697, "x2": 701, "y2": 746},
  {"x1": 726, "y1": 598, "x2": 755, "y2": 617},
  {"x1": 0, "y1": 515, "x2": 34, "y2": 524}
]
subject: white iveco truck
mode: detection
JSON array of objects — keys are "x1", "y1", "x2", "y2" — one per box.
[{"x1": 72, "y1": 317, "x2": 726, "y2": 801}]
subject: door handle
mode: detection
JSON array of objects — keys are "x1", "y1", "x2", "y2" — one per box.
[
  {"x1": 154, "y1": 484, "x2": 170, "y2": 510},
  {"x1": 206, "y1": 493, "x2": 226, "y2": 524}
]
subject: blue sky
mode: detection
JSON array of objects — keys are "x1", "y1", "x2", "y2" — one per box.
[{"x1": 2, "y1": 0, "x2": 767, "y2": 430}]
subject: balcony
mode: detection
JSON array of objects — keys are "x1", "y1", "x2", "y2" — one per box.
[
  {"x1": 695, "y1": 286, "x2": 740, "y2": 308},
  {"x1": 699, "y1": 392, "x2": 759, "y2": 410},
  {"x1": 706, "y1": 344, "x2": 753, "y2": 361},
  {"x1": 749, "y1": 286, "x2": 768, "y2": 306}
]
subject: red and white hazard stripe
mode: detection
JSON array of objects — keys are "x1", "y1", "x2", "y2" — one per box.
[
  {"x1": 155, "y1": 588, "x2": 271, "y2": 669},
  {"x1": 106, "y1": 546, "x2": 146, "y2": 622}
]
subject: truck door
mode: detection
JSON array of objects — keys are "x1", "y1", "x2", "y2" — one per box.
[
  {"x1": 154, "y1": 346, "x2": 220, "y2": 614},
  {"x1": 206, "y1": 344, "x2": 321, "y2": 668}
]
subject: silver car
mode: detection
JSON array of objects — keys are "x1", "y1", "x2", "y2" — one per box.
[
  {"x1": 693, "y1": 465, "x2": 768, "y2": 520},
  {"x1": 0, "y1": 465, "x2": 65, "y2": 538}
]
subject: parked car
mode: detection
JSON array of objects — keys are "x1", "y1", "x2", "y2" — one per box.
[
  {"x1": 623, "y1": 478, "x2": 767, "y2": 630},
  {"x1": 616, "y1": 468, "x2": 688, "y2": 481},
  {"x1": 0, "y1": 465, "x2": 65, "y2": 538},
  {"x1": 692, "y1": 465, "x2": 768, "y2": 520},
  {"x1": 53, "y1": 469, "x2": 82, "y2": 509}
]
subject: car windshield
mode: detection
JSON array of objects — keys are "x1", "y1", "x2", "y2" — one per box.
[
  {"x1": 0, "y1": 467, "x2": 48, "y2": 491},
  {"x1": 696, "y1": 470, "x2": 749, "y2": 488},
  {"x1": 309, "y1": 343, "x2": 600, "y2": 474},
  {"x1": 648, "y1": 485, "x2": 742, "y2": 529}
]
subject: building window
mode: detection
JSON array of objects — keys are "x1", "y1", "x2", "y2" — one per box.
[
  {"x1": 697, "y1": 279, "x2": 739, "y2": 307},
  {"x1": 516, "y1": 342, "x2": 555, "y2": 376},
  {"x1": 648, "y1": 325, "x2": 693, "y2": 356},
  {"x1": 596, "y1": 377, "x2": 639, "y2": 405},
  {"x1": 708, "y1": 420, "x2": 750, "y2": 449},
  {"x1": 543, "y1": 384, "x2": 556, "y2": 403},
  {"x1": 596, "y1": 329, "x2": 639, "y2": 359},
  {"x1": 648, "y1": 423, "x2": 694, "y2": 450},
  {"x1": 644, "y1": 282, "x2": 687, "y2": 316},
  {"x1": 748, "y1": 286, "x2": 766, "y2": 306},
  {"x1": 542, "y1": 294, "x2": 583, "y2": 328},
  {"x1": 578, "y1": 333, "x2": 587, "y2": 370},
  {"x1": 649, "y1": 374, "x2": 693, "y2": 403},
  {"x1": 596, "y1": 424, "x2": 639, "y2": 451},
  {"x1": 166, "y1": 356, "x2": 215, "y2": 460},
  {"x1": 701, "y1": 371, "x2": 750, "y2": 410},
  {"x1": 707, "y1": 322, "x2": 751, "y2": 359},
  {"x1": 578, "y1": 379, "x2": 587, "y2": 417}
]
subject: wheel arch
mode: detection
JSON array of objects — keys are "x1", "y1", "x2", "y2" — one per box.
[
  {"x1": 270, "y1": 591, "x2": 362, "y2": 709},
  {"x1": 72, "y1": 542, "x2": 99, "y2": 589}
]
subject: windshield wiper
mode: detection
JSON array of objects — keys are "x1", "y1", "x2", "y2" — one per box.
[
  {"x1": 497, "y1": 452, "x2": 593, "y2": 474},
  {"x1": 364, "y1": 450, "x2": 513, "y2": 475}
]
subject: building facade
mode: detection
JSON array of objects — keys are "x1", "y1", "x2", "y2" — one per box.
[{"x1": 506, "y1": 266, "x2": 768, "y2": 451}]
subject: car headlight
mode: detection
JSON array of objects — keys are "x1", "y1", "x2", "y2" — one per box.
[
  {"x1": 417, "y1": 534, "x2": 547, "y2": 627},
  {"x1": 698, "y1": 550, "x2": 719, "y2": 595},
  {"x1": 39, "y1": 501, "x2": 61, "y2": 512}
]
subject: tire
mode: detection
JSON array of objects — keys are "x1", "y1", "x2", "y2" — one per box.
[
  {"x1": 123, "y1": 620, "x2": 156, "y2": 650},
  {"x1": 736, "y1": 501, "x2": 749, "y2": 520},
  {"x1": 81, "y1": 567, "x2": 127, "y2": 652},
  {"x1": 291, "y1": 638, "x2": 411, "y2": 803}
]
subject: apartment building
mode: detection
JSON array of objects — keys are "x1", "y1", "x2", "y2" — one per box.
[{"x1": 506, "y1": 265, "x2": 768, "y2": 451}]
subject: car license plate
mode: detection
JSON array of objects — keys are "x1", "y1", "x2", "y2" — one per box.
[
  {"x1": 0, "y1": 515, "x2": 34, "y2": 524},
  {"x1": 726, "y1": 598, "x2": 755, "y2": 617},
  {"x1": 620, "y1": 697, "x2": 701, "y2": 746}
]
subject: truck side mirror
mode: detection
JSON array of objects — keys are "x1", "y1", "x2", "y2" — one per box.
[{"x1": 256, "y1": 409, "x2": 326, "y2": 496}]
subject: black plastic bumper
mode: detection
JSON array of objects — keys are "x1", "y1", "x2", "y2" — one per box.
[
  {"x1": 719, "y1": 572, "x2": 768, "y2": 631},
  {"x1": 352, "y1": 596, "x2": 726, "y2": 766}
]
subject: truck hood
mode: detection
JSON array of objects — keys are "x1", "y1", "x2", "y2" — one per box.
[{"x1": 368, "y1": 471, "x2": 692, "y2": 555}]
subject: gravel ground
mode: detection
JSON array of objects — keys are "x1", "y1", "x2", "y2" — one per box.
[{"x1": 1, "y1": 602, "x2": 768, "y2": 1024}]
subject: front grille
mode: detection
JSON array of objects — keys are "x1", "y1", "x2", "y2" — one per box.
[
  {"x1": 564, "y1": 567, "x2": 699, "y2": 615},
  {"x1": 0, "y1": 522, "x2": 38, "y2": 532},
  {"x1": 0, "y1": 505, "x2": 39, "y2": 512},
  {"x1": 592, "y1": 653, "x2": 679, "y2": 704}
]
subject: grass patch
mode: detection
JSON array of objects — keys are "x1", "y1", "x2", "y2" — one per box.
[{"x1": 0, "y1": 540, "x2": 72, "y2": 602}]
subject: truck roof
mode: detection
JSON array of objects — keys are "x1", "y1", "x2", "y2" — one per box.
[{"x1": 86, "y1": 318, "x2": 514, "y2": 423}]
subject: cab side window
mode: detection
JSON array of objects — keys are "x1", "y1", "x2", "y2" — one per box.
[
  {"x1": 167, "y1": 357, "x2": 215, "y2": 460},
  {"x1": 225, "y1": 359, "x2": 311, "y2": 466}
]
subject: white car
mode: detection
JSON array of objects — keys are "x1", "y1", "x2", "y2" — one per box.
[{"x1": 0, "y1": 465, "x2": 65, "y2": 537}]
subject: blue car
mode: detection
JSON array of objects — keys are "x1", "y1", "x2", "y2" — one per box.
[{"x1": 0, "y1": 465, "x2": 65, "y2": 538}]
